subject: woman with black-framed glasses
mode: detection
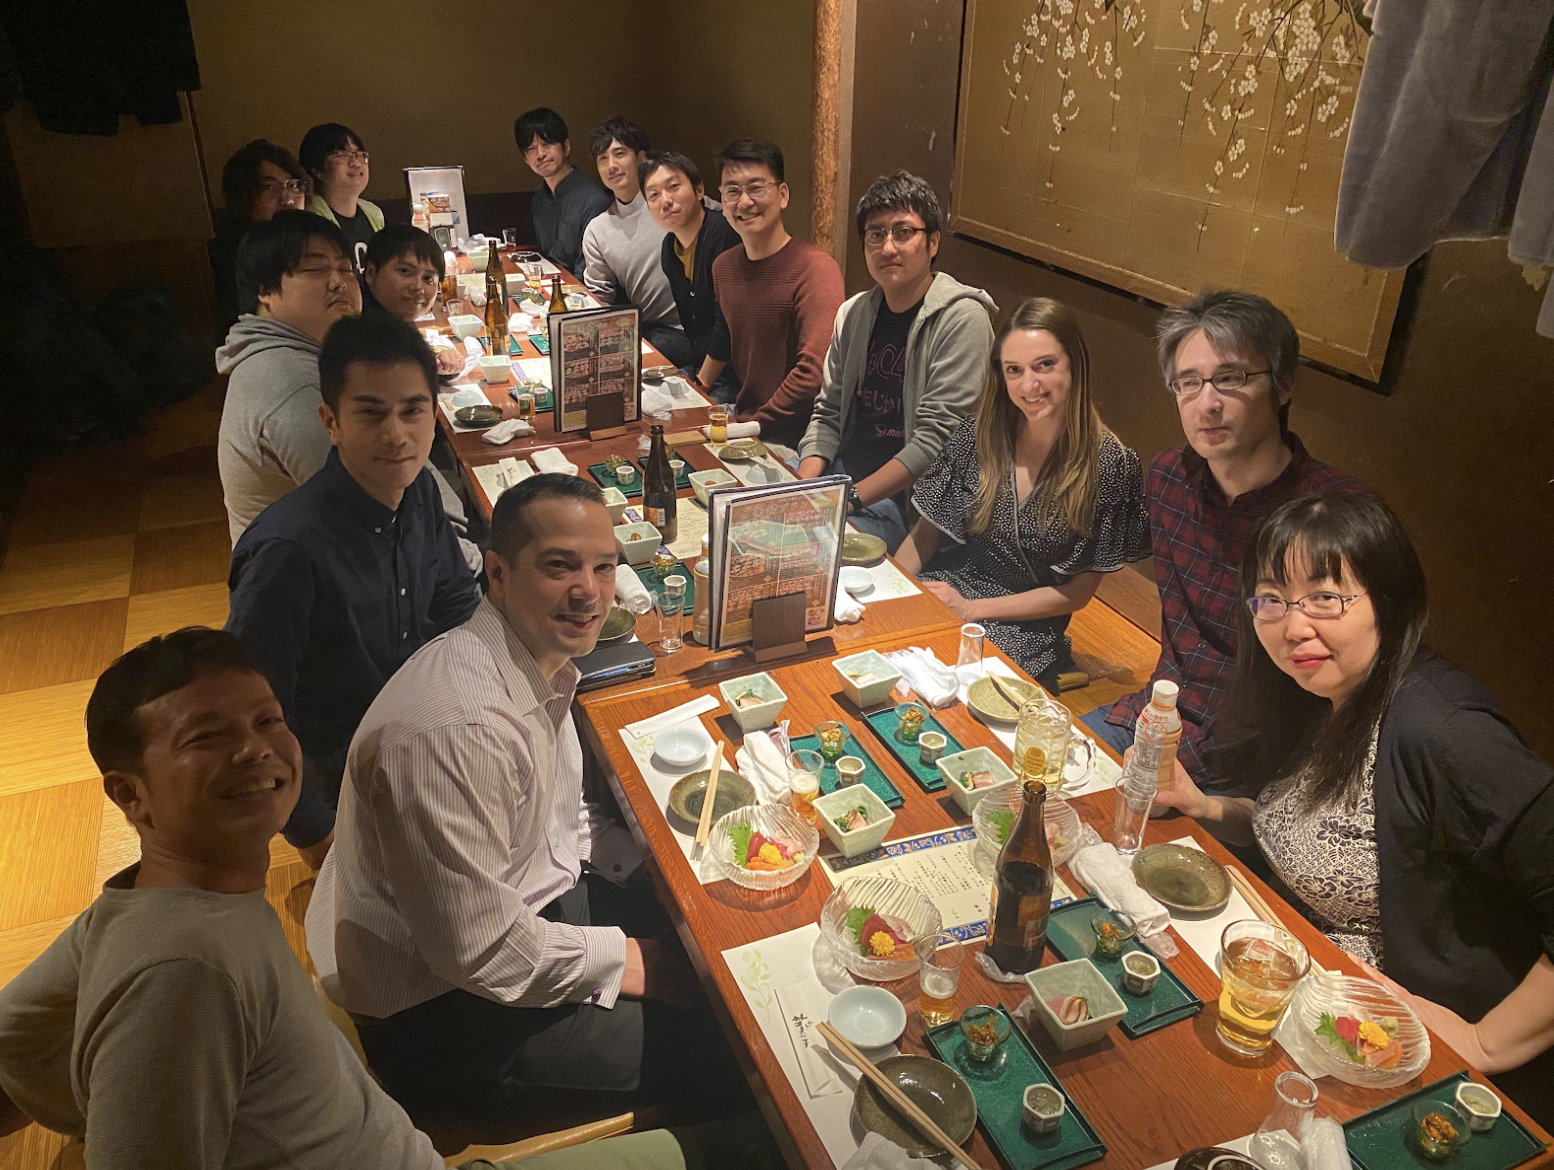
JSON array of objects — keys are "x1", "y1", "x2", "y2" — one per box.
[{"x1": 1153, "y1": 489, "x2": 1554, "y2": 1125}]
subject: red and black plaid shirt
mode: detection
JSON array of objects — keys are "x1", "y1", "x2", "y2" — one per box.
[{"x1": 1104, "y1": 434, "x2": 1366, "y2": 779}]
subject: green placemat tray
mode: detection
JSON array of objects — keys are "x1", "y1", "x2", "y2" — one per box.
[
  {"x1": 788, "y1": 730, "x2": 902, "y2": 809},
  {"x1": 862, "y1": 708, "x2": 959, "y2": 792},
  {"x1": 1045, "y1": 896, "x2": 1203, "y2": 1037},
  {"x1": 589, "y1": 464, "x2": 643, "y2": 496},
  {"x1": 634, "y1": 457, "x2": 691, "y2": 489},
  {"x1": 635, "y1": 561, "x2": 694, "y2": 615},
  {"x1": 1344, "y1": 1072, "x2": 1546, "y2": 1170},
  {"x1": 924, "y1": 1005, "x2": 1107, "y2": 1170}
]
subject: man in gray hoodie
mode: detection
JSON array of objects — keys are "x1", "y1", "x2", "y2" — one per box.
[{"x1": 797, "y1": 173, "x2": 996, "y2": 551}]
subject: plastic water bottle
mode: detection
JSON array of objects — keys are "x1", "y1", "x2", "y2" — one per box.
[{"x1": 1109, "y1": 681, "x2": 1182, "y2": 855}]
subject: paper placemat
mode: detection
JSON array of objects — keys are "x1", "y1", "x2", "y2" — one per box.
[
  {"x1": 710, "y1": 445, "x2": 796, "y2": 486},
  {"x1": 617, "y1": 722, "x2": 735, "y2": 885},
  {"x1": 723, "y1": 923, "x2": 874, "y2": 1169},
  {"x1": 471, "y1": 458, "x2": 532, "y2": 504},
  {"x1": 438, "y1": 389, "x2": 504, "y2": 432},
  {"x1": 856, "y1": 558, "x2": 920, "y2": 604}
]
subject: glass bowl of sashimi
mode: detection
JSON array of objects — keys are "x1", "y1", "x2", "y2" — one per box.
[
  {"x1": 709, "y1": 803, "x2": 820, "y2": 890},
  {"x1": 820, "y1": 876, "x2": 944, "y2": 981}
]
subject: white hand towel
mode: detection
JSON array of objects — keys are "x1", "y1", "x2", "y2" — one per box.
[
  {"x1": 614, "y1": 566, "x2": 653, "y2": 613},
  {"x1": 700, "y1": 420, "x2": 762, "y2": 441},
  {"x1": 530, "y1": 447, "x2": 578, "y2": 475},
  {"x1": 1070, "y1": 843, "x2": 1171, "y2": 938},
  {"x1": 481, "y1": 418, "x2": 535, "y2": 445},
  {"x1": 833, "y1": 586, "x2": 864, "y2": 624},
  {"x1": 736, "y1": 729, "x2": 791, "y2": 805},
  {"x1": 881, "y1": 647, "x2": 959, "y2": 709},
  {"x1": 842, "y1": 1133, "x2": 939, "y2": 1170},
  {"x1": 640, "y1": 385, "x2": 675, "y2": 419}
]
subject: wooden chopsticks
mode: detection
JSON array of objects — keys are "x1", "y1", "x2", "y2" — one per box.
[
  {"x1": 1228, "y1": 865, "x2": 1283, "y2": 927},
  {"x1": 816, "y1": 1020, "x2": 981, "y2": 1170},
  {"x1": 694, "y1": 742, "x2": 724, "y2": 848}
]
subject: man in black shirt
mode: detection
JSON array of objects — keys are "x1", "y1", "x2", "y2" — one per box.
[
  {"x1": 641, "y1": 150, "x2": 743, "y2": 401},
  {"x1": 515, "y1": 107, "x2": 612, "y2": 280},
  {"x1": 797, "y1": 172, "x2": 996, "y2": 552},
  {"x1": 225, "y1": 315, "x2": 480, "y2": 866},
  {"x1": 299, "y1": 124, "x2": 385, "y2": 279}
]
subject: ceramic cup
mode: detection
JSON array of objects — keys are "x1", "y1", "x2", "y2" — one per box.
[
  {"x1": 1121, "y1": 950, "x2": 1161, "y2": 995},
  {"x1": 918, "y1": 731, "x2": 947, "y2": 765},
  {"x1": 836, "y1": 756, "x2": 865, "y2": 786},
  {"x1": 1454, "y1": 1083, "x2": 1502, "y2": 1133},
  {"x1": 615, "y1": 465, "x2": 636, "y2": 484},
  {"x1": 1023, "y1": 1084, "x2": 1065, "y2": 1135}
]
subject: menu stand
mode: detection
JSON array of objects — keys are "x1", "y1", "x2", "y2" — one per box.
[
  {"x1": 749, "y1": 593, "x2": 808, "y2": 664},
  {"x1": 585, "y1": 395, "x2": 629, "y2": 440}
]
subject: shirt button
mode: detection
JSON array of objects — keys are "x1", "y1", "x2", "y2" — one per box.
[
  {"x1": 374, "y1": 526, "x2": 382, "y2": 534},
  {"x1": 552, "y1": 837, "x2": 561, "y2": 848},
  {"x1": 401, "y1": 632, "x2": 408, "y2": 640},
  {"x1": 400, "y1": 588, "x2": 406, "y2": 596}
]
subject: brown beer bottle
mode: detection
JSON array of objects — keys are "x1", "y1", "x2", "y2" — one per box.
[
  {"x1": 987, "y1": 777, "x2": 1054, "y2": 974},
  {"x1": 484, "y1": 244, "x2": 508, "y2": 353},
  {"x1": 643, "y1": 424, "x2": 678, "y2": 542},
  {"x1": 549, "y1": 274, "x2": 567, "y2": 313}
]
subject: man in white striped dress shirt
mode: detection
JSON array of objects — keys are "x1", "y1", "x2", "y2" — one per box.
[{"x1": 307, "y1": 474, "x2": 748, "y2": 1137}]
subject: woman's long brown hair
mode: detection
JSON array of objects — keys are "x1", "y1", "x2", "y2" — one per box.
[{"x1": 969, "y1": 297, "x2": 1107, "y2": 537}]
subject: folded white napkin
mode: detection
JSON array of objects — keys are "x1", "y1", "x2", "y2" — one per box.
[
  {"x1": 843, "y1": 1133, "x2": 939, "y2": 1170},
  {"x1": 736, "y1": 728, "x2": 791, "y2": 805},
  {"x1": 1070, "y1": 843, "x2": 1171, "y2": 939},
  {"x1": 880, "y1": 647, "x2": 959, "y2": 709},
  {"x1": 1301, "y1": 1117, "x2": 1352, "y2": 1170},
  {"x1": 481, "y1": 418, "x2": 535, "y2": 445},
  {"x1": 640, "y1": 385, "x2": 675, "y2": 420},
  {"x1": 775, "y1": 983, "x2": 842, "y2": 1099},
  {"x1": 701, "y1": 420, "x2": 762, "y2": 440},
  {"x1": 530, "y1": 447, "x2": 578, "y2": 475},
  {"x1": 468, "y1": 289, "x2": 488, "y2": 308},
  {"x1": 833, "y1": 586, "x2": 864, "y2": 624},
  {"x1": 509, "y1": 312, "x2": 531, "y2": 335},
  {"x1": 614, "y1": 566, "x2": 653, "y2": 613},
  {"x1": 624, "y1": 694, "x2": 721, "y2": 739}
]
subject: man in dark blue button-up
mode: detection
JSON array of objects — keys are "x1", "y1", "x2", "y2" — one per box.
[{"x1": 227, "y1": 314, "x2": 480, "y2": 864}]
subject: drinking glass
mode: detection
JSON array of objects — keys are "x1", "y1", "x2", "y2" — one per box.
[
  {"x1": 514, "y1": 392, "x2": 536, "y2": 421},
  {"x1": 1249, "y1": 1072, "x2": 1319, "y2": 1170},
  {"x1": 814, "y1": 720, "x2": 846, "y2": 761},
  {"x1": 956, "y1": 623, "x2": 986, "y2": 668},
  {"x1": 1012, "y1": 696, "x2": 1095, "y2": 797},
  {"x1": 786, "y1": 749, "x2": 823, "y2": 824},
  {"x1": 502, "y1": 228, "x2": 520, "y2": 247},
  {"x1": 515, "y1": 251, "x2": 544, "y2": 303},
  {"x1": 708, "y1": 405, "x2": 729, "y2": 444},
  {"x1": 655, "y1": 575, "x2": 687, "y2": 654},
  {"x1": 918, "y1": 934, "x2": 967, "y2": 1027},
  {"x1": 1217, "y1": 920, "x2": 1311, "y2": 1056}
]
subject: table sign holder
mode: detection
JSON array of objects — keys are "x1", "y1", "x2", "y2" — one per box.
[
  {"x1": 404, "y1": 166, "x2": 470, "y2": 247},
  {"x1": 585, "y1": 394, "x2": 628, "y2": 440},
  {"x1": 750, "y1": 593, "x2": 808, "y2": 663},
  {"x1": 550, "y1": 306, "x2": 641, "y2": 435}
]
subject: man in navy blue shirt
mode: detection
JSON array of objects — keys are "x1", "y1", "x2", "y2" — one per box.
[{"x1": 226, "y1": 314, "x2": 480, "y2": 864}]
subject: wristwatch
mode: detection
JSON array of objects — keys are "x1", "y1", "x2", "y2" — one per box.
[{"x1": 846, "y1": 485, "x2": 864, "y2": 513}]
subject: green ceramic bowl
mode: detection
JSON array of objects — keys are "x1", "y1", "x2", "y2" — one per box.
[
  {"x1": 597, "y1": 606, "x2": 638, "y2": 643},
  {"x1": 1131, "y1": 842, "x2": 1231, "y2": 914},
  {"x1": 854, "y1": 1054, "x2": 977, "y2": 1157},
  {"x1": 666, "y1": 770, "x2": 755, "y2": 826}
]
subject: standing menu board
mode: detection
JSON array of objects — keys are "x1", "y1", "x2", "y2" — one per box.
[
  {"x1": 706, "y1": 477, "x2": 849, "y2": 651},
  {"x1": 403, "y1": 166, "x2": 469, "y2": 248},
  {"x1": 549, "y1": 306, "x2": 641, "y2": 434}
]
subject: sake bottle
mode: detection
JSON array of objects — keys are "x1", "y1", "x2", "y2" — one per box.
[{"x1": 987, "y1": 778, "x2": 1054, "y2": 974}]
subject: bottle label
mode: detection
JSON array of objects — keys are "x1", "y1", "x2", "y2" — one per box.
[{"x1": 645, "y1": 506, "x2": 668, "y2": 527}]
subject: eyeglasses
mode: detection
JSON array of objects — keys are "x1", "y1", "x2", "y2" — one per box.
[
  {"x1": 258, "y1": 179, "x2": 306, "y2": 195},
  {"x1": 1167, "y1": 367, "x2": 1270, "y2": 398},
  {"x1": 327, "y1": 150, "x2": 370, "y2": 165},
  {"x1": 863, "y1": 225, "x2": 928, "y2": 249},
  {"x1": 1245, "y1": 590, "x2": 1367, "y2": 622},
  {"x1": 719, "y1": 179, "x2": 774, "y2": 203}
]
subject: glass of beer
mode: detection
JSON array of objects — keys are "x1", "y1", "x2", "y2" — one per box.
[
  {"x1": 515, "y1": 391, "x2": 536, "y2": 421},
  {"x1": 1012, "y1": 696, "x2": 1094, "y2": 797},
  {"x1": 515, "y1": 251, "x2": 544, "y2": 304},
  {"x1": 708, "y1": 405, "x2": 729, "y2": 444},
  {"x1": 1217, "y1": 920, "x2": 1310, "y2": 1056},
  {"x1": 918, "y1": 934, "x2": 966, "y2": 1027},
  {"x1": 786, "y1": 749, "x2": 823, "y2": 824}
]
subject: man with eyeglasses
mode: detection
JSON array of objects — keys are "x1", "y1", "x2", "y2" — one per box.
[
  {"x1": 209, "y1": 140, "x2": 310, "y2": 340},
  {"x1": 795, "y1": 172, "x2": 996, "y2": 551},
  {"x1": 300, "y1": 123, "x2": 384, "y2": 278},
  {"x1": 710, "y1": 138, "x2": 845, "y2": 447},
  {"x1": 1080, "y1": 288, "x2": 1367, "y2": 783}
]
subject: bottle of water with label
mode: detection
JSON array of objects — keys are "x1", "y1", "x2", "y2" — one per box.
[{"x1": 1110, "y1": 681, "x2": 1182, "y2": 855}]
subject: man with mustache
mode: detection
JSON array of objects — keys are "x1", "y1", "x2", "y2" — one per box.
[
  {"x1": 309, "y1": 475, "x2": 749, "y2": 1134},
  {"x1": 226, "y1": 314, "x2": 480, "y2": 866}
]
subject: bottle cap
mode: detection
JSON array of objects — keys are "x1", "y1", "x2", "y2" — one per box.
[
  {"x1": 700, "y1": 534, "x2": 710, "y2": 553},
  {"x1": 1151, "y1": 680, "x2": 1180, "y2": 708}
]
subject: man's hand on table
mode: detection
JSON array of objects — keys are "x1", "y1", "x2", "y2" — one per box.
[
  {"x1": 435, "y1": 348, "x2": 463, "y2": 376},
  {"x1": 623, "y1": 938, "x2": 700, "y2": 1009}
]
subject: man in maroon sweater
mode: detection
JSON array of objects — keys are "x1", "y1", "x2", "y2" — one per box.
[{"x1": 710, "y1": 139, "x2": 845, "y2": 447}]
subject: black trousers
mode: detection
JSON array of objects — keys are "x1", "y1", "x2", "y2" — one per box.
[{"x1": 355, "y1": 873, "x2": 749, "y2": 1131}]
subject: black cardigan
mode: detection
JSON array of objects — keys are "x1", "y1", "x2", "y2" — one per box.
[
  {"x1": 1367, "y1": 653, "x2": 1552, "y2": 1122},
  {"x1": 659, "y1": 206, "x2": 741, "y2": 364}
]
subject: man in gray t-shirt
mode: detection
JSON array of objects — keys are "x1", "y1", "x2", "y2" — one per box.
[{"x1": 0, "y1": 629, "x2": 685, "y2": 1170}]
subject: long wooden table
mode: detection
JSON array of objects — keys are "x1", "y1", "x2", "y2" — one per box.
[{"x1": 579, "y1": 625, "x2": 1553, "y2": 1170}]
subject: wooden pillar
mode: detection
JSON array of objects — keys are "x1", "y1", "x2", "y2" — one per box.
[{"x1": 812, "y1": 0, "x2": 857, "y2": 273}]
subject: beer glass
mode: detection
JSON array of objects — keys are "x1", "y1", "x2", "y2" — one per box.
[
  {"x1": 918, "y1": 933, "x2": 967, "y2": 1027},
  {"x1": 1217, "y1": 920, "x2": 1310, "y2": 1056},
  {"x1": 786, "y1": 750, "x2": 823, "y2": 824},
  {"x1": 708, "y1": 405, "x2": 729, "y2": 444},
  {"x1": 1012, "y1": 696, "x2": 1094, "y2": 797}
]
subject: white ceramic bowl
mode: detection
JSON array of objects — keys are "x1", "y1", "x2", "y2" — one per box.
[
  {"x1": 448, "y1": 385, "x2": 487, "y2": 409},
  {"x1": 601, "y1": 486, "x2": 628, "y2": 524},
  {"x1": 1285, "y1": 970, "x2": 1430, "y2": 1089},
  {"x1": 614, "y1": 522, "x2": 662, "y2": 566},
  {"x1": 820, "y1": 876, "x2": 942, "y2": 982},
  {"x1": 651, "y1": 724, "x2": 713, "y2": 770},
  {"x1": 938, "y1": 746, "x2": 1017, "y2": 816},
  {"x1": 839, "y1": 566, "x2": 875, "y2": 596},
  {"x1": 708, "y1": 803, "x2": 818, "y2": 891},
  {"x1": 448, "y1": 314, "x2": 484, "y2": 339},
  {"x1": 717, "y1": 672, "x2": 787, "y2": 732},
  {"x1": 813, "y1": 785, "x2": 895, "y2": 859},
  {"x1": 831, "y1": 651, "x2": 902, "y2": 710},
  {"x1": 1025, "y1": 959, "x2": 1128, "y2": 1051},
  {"x1": 465, "y1": 248, "x2": 490, "y2": 270},
  {"x1": 828, "y1": 985, "x2": 906, "y2": 1050},
  {"x1": 477, "y1": 355, "x2": 511, "y2": 383},
  {"x1": 689, "y1": 467, "x2": 737, "y2": 505}
]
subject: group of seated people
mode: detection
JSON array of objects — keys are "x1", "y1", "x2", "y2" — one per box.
[{"x1": 0, "y1": 110, "x2": 1548, "y2": 1165}]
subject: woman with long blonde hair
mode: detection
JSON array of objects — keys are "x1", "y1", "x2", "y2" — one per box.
[{"x1": 897, "y1": 297, "x2": 1148, "y2": 684}]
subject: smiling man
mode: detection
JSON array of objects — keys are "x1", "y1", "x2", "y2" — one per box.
[
  {"x1": 580, "y1": 118, "x2": 700, "y2": 369},
  {"x1": 1082, "y1": 289, "x2": 1367, "y2": 781},
  {"x1": 225, "y1": 314, "x2": 479, "y2": 864},
  {"x1": 362, "y1": 224, "x2": 463, "y2": 375},
  {"x1": 516, "y1": 106, "x2": 612, "y2": 280},
  {"x1": 797, "y1": 172, "x2": 996, "y2": 551},
  {"x1": 308, "y1": 473, "x2": 751, "y2": 1134},
  {"x1": 300, "y1": 123, "x2": 383, "y2": 278}
]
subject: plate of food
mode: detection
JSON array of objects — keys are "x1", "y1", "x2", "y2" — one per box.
[
  {"x1": 1286, "y1": 970, "x2": 1430, "y2": 1088},
  {"x1": 820, "y1": 876, "x2": 942, "y2": 981},
  {"x1": 708, "y1": 804, "x2": 818, "y2": 890}
]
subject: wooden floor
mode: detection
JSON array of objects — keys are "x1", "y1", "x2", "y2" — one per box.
[{"x1": 0, "y1": 388, "x2": 1159, "y2": 1168}]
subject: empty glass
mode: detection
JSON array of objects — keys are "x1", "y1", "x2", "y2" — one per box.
[
  {"x1": 1249, "y1": 1072, "x2": 1318, "y2": 1170},
  {"x1": 502, "y1": 228, "x2": 520, "y2": 247},
  {"x1": 656, "y1": 575, "x2": 686, "y2": 654},
  {"x1": 956, "y1": 623, "x2": 986, "y2": 668}
]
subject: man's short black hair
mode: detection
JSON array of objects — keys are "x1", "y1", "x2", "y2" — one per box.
[
  {"x1": 235, "y1": 210, "x2": 348, "y2": 316},
  {"x1": 590, "y1": 116, "x2": 650, "y2": 160},
  {"x1": 514, "y1": 107, "x2": 569, "y2": 152},
  {"x1": 298, "y1": 123, "x2": 365, "y2": 181},
  {"x1": 365, "y1": 224, "x2": 445, "y2": 278},
  {"x1": 715, "y1": 138, "x2": 784, "y2": 185},
  {"x1": 855, "y1": 171, "x2": 942, "y2": 239},
  {"x1": 221, "y1": 139, "x2": 309, "y2": 221},
  {"x1": 639, "y1": 150, "x2": 702, "y2": 194},
  {"x1": 318, "y1": 314, "x2": 438, "y2": 411},
  {"x1": 86, "y1": 628, "x2": 259, "y2": 776},
  {"x1": 490, "y1": 474, "x2": 606, "y2": 563}
]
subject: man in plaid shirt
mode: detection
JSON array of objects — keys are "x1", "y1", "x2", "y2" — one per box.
[{"x1": 1082, "y1": 290, "x2": 1366, "y2": 782}]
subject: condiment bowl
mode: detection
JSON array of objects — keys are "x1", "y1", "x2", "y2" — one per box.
[
  {"x1": 651, "y1": 724, "x2": 713, "y2": 771},
  {"x1": 708, "y1": 803, "x2": 818, "y2": 890},
  {"x1": 1454, "y1": 1083, "x2": 1501, "y2": 1132},
  {"x1": 1411, "y1": 1100, "x2": 1472, "y2": 1160},
  {"x1": 689, "y1": 467, "x2": 737, "y2": 505},
  {"x1": 1023, "y1": 1083, "x2": 1066, "y2": 1135},
  {"x1": 1122, "y1": 951, "x2": 1162, "y2": 995},
  {"x1": 1025, "y1": 958, "x2": 1127, "y2": 1051},
  {"x1": 820, "y1": 876, "x2": 942, "y2": 981},
  {"x1": 839, "y1": 566, "x2": 875, "y2": 596},
  {"x1": 613, "y1": 522, "x2": 662, "y2": 567},
  {"x1": 831, "y1": 650, "x2": 902, "y2": 710},
  {"x1": 938, "y1": 746, "x2": 1017, "y2": 816},
  {"x1": 716, "y1": 672, "x2": 787, "y2": 733},
  {"x1": 828, "y1": 985, "x2": 906, "y2": 1050},
  {"x1": 813, "y1": 785, "x2": 894, "y2": 859}
]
